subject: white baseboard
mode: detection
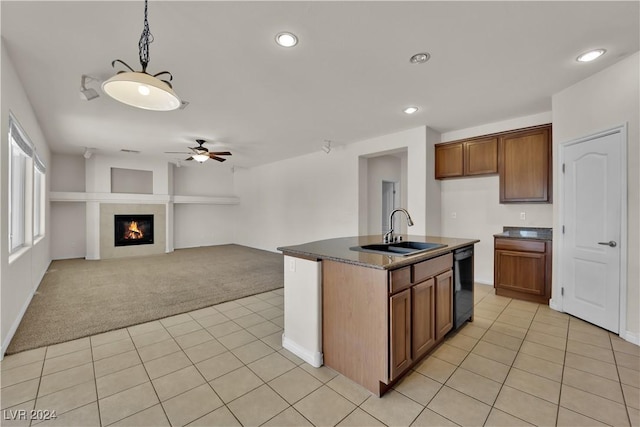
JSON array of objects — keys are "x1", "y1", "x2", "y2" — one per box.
[
  {"x1": 475, "y1": 279, "x2": 493, "y2": 286},
  {"x1": 282, "y1": 334, "x2": 323, "y2": 367},
  {"x1": 620, "y1": 330, "x2": 640, "y2": 346}
]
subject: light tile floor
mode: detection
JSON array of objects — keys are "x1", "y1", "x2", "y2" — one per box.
[{"x1": 1, "y1": 285, "x2": 639, "y2": 426}]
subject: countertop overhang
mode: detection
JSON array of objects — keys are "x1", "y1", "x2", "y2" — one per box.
[
  {"x1": 278, "y1": 235, "x2": 480, "y2": 270},
  {"x1": 493, "y1": 226, "x2": 552, "y2": 241}
]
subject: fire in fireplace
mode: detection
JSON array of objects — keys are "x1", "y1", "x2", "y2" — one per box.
[{"x1": 114, "y1": 214, "x2": 154, "y2": 247}]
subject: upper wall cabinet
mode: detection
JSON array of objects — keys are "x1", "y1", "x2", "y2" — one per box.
[
  {"x1": 434, "y1": 124, "x2": 552, "y2": 204},
  {"x1": 435, "y1": 137, "x2": 497, "y2": 179},
  {"x1": 464, "y1": 137, "x2": 498, "y2": 176},
  {"x1": 499, "y1": 125, "x2": 552, "y2": 203},
  {"x1": 434, "y1": 143, "x2": 464, "y2": 178}
]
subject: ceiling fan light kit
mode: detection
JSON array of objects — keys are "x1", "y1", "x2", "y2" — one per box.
[
  {"x1": 191, "y1": 153, "x2": 209, "y2": 163},
  {"x1": 165, "y1": 139, "x2": 232, "y2": 164},
  {"x1": 102, "y1": 0, "x2": 181, "y2": 111}
]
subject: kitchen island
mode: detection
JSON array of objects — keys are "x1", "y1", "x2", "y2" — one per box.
[{"x1": 278, "y1": 235, "x2": 479, "y2": 396}]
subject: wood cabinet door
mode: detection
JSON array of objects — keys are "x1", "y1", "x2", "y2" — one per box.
[
  {"x1": 464, "y1": 137, "x2": 498, "y2": 176},
  {"x1": 435, "y1": 143, "x2": 464, "y2": 179},
  {"x1": 389, "y1": 289, "x2": 412, "y2": 380},
  {"x1": 499, "y1": 126, "x2": 551, "y2": 203},
  {"x1": 435, "y1": 270, "x2": 453, "y2": 340},
  {"x1": 412, "y1": 279, "x2": 435, "y2": 360},
  {"x1": 495, "y1": 249, "x2": 546, "y2": 296}
]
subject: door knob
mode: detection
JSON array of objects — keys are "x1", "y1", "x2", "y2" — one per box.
[{"x1": 598, "y1": 241, "x2": 617, "y2": 247}]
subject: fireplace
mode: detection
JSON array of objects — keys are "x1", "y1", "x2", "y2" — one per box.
[{"x1": 114, "y1": 214, "x2": 154, "y2": 247}]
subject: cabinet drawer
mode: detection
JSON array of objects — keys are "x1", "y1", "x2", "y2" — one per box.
[
  {"x1": 495, "y1": 238, "x2": 545, "y2": 253},
  {"x1": 413, "y1": 253, "x2": 453, "y2": 283},
  {"x1": 389, "y1": 266, "x2": 411, "y2": 294}
]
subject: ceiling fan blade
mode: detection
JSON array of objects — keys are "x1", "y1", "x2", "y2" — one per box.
[
  {"x1": 209, "y1": 151, "x2": 232, "y2": 156},
  {"x1": 189, "y1": 147, "x2": 208, "y2": 153},
  {"x1": 185, "y1": 156, "x2": 194, "y2": 161},
  {"x1": 210, "y1": 156, "x2": 227, "y2": 162}
]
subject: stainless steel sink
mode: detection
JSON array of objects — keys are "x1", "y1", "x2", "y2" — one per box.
[{"x1": 350, "y1": 241, "x2": 447, "y2": 257}]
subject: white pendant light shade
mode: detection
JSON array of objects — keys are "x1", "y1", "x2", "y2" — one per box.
[
  {"x1": 102, "y1": 72, "x2": 180, "y2": 111},
  {"x1": 191, "y1": 153, "x2": 209, "y2": 163}
]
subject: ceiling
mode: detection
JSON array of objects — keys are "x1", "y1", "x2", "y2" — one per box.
[{"x1": 2, "y1": 1, "x2": 638, "y2": 168}]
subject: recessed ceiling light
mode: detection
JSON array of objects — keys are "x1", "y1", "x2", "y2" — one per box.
[
  {"x1": 404, "y1": 107, "x2": 419, "y2": 114},
  {"x1": 576, "y1": 49, "x2": 606, "y2": 62},
  {"x1": 275, "y1": 32, "x2": 298, "y2": 48},
  {"x1": 410, "y1": 53, "x2": 431, "y2": 64}
]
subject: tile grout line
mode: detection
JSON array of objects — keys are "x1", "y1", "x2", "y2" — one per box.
[
  {"x1": 27, "y1": 346, "x2": 48, "y2": 427},
  {"x1": 89, "y1": 337, "x2": 103, "y2": 427},
  {"x1": 610, "y1": 333, "x2": 633, "y2": 427},
  {"x1": 112, "y1": 321, "x2": 171, "y2": 427},
  {"x1": 553, "y1": 303, "x2": 571, "y2": 427},
  {"x1": 477, "y1": 293, "x2": 531, "y2": 426}
]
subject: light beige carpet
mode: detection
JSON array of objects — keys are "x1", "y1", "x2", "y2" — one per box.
[{"x1": 7, "y1": 244, "x2": 283, "y2": 354}]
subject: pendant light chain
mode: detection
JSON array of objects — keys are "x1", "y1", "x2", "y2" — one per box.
[{"x1": 138, "y1": 0, "x2": 154, "y2": 73}]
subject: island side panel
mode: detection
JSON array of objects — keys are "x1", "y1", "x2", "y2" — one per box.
[
  {"x1": 282, "y1": 255, "x2": 323, "y2": 367},
  {"x1": 322, "y1": 260, "x2": 389, "y2": 395}
]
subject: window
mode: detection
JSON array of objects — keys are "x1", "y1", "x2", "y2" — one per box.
[
  {"x1": 33, "y1": 162, "x2": 45, "y2": 239},
  {"x1": 8, "y1": 113, "x2": 38, "y2": 253}
]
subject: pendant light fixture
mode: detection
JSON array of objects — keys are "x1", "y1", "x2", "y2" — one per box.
[{"x1": 102, "y1": 0, "x2": 180, "y2": 111}]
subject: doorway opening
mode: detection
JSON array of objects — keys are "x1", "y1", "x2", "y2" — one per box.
[
  {"x1": 359, "y1": 149, "x2": 408, "y2": 236},
  {"x1": 382, "y1": 180, "x2": 401, "y2": 234}
]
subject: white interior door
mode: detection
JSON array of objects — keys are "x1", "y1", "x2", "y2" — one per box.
[{"x1": 561, "y1": 128, "x2": 624, "y2": 333}]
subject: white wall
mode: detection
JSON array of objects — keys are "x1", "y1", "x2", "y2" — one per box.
[
  {"x1": 552, "y1": 52, "x2": 640, "y2": 341},
  {"x1": 50, "y1": 154, "x2": 86, "y2": 259},
  {"x1": 85, "y1": 154, "x2": 170, "y2": 195},
  {"x1": 173, "y1": 204, "x2": 237, "y2": 248},
  {"x1": 425, "y1": 127, "x2": 442, "y2": 236},
  {"x1": 172, "y1": 164, "x2": 237, "y2": 248},
  {"x1": 440, "y1": 112, "x2": 554, "y2": 284},
  {"x1": 50, "y1": 154, "x2": 85, "y2": 192},
  {"x1": 1, "y1": 42, "x2": 52, "y2": 355},
  {"x1": 50, "y1": 202, "x2": 86, "y2": 259},
  {"x1": 110, "y1": 168, "x2": 153, "y2": 194},
  {"x1": 173, "y1": 164, "x2": 234, "y2": 197},
  {"x1": 235, "y1": 127, "x2": 432, "y2": 252}
]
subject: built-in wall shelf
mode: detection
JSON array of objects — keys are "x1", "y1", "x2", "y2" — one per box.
[
  {"x1": 49, "y1": 192, "x2": 240, "y2": 205},
  {"x1": 172, "y1": 195, "x2": 240, "y2": 205}
]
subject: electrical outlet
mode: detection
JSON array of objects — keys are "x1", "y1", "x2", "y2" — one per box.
[
  {"x1": 289, "y1": 258, "x2": 296, "y2": 272},
  {"x1": 451, "y1": 212, "x2": 457, "y2": 219},
  {"x1": 520, "y1": 212, "x2": 526, "y2": 220}
]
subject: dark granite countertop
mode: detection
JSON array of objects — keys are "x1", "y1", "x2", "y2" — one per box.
[
  {"x1": 277, "y1": 235, "x2": 480, "y2": 270},
  {"x1": 493, "y1": 227, "x2": 552, "y2": 241}
]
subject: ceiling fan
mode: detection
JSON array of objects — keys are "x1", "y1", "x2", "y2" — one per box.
[{"x1": 165, "y1": 139, "x2": 232, "y2": 163}]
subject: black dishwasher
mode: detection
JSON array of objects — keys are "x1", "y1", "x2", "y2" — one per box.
[{"x1": 453, "y1": 246, "x2": 474, "y2": 330}]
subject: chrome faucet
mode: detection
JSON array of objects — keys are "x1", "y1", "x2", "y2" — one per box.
[{"x1": 383, "y1": 208, "x2": 414, "y2": 243}]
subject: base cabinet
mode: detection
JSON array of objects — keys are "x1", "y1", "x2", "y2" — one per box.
[
  {"x1": 435, "y1": 270, "x2": 453, "y2": 340},
  {"x1": 494, "y1": 238, "x2": 551, "y2": 304},
  {"x1": 322, "y1": 252, "x2": 458, "y2": 396},
  {"x1": 390, "y1": 289, "x2": 412, "y2": 379},
  {"x1": 412, "y1": 279, "x2": 435, "y2": 360}
]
